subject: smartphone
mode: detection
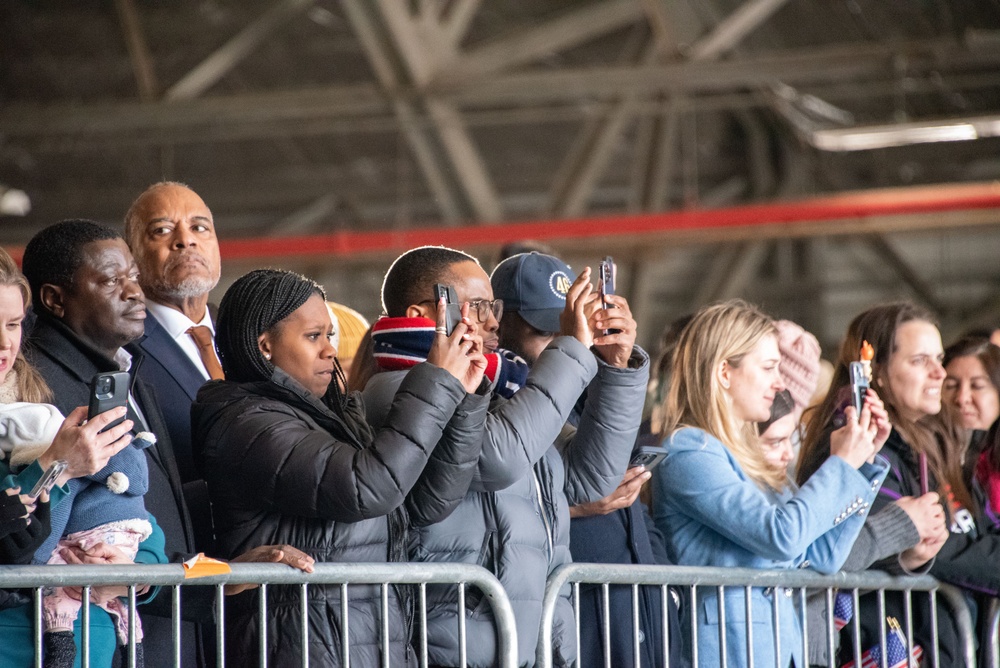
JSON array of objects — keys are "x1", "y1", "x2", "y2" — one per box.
[
  {"x1": 598, "y1": 256, "x2": 621, "y2": 335},
  {"x1": 28, "y1": 459, "x2": 68, "y2": 499},
  {"x1": 88, "y1": 371, "x2": 130, "y2": 433},
  {"x1": 848, "y1": 361, "x2": 869, "y2": 418},
  {"x1": 629, "y1": 445, "x2": 667, "y2": 472},
  {"x1": 433, "y1": 284, "x2": 463, "y2": 336}
]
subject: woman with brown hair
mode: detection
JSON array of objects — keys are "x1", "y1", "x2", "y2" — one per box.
[{"x1": 799, "y1": 302, "x2": 1000, "y2": 667}]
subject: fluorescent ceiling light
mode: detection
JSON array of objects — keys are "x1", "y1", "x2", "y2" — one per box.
[
  {"x1": 0, "y1": 186, "x2": 30, "y2": 216},
  {"x1": 811, "y1": 115, "x2": 1000, "y2": 152}
]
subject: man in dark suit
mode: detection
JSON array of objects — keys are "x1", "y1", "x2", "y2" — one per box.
[
  {"x1": 124, "y1": 182, "x2": 222, "y2": 553},
  {"x1": 21, "y1": 220, "x2": 312, "y2": 668},
  {"x1": 123, "y1": 182, "x2": 221, "y2": 487}
]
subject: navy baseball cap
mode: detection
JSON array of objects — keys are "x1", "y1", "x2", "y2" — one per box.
[{"x1": 490, "y1": 252, "x2": 576, "y2": 333}]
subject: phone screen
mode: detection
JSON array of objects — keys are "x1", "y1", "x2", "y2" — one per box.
[{"x1": 599, "y1": 257, "x2": 620, "y2": 335}]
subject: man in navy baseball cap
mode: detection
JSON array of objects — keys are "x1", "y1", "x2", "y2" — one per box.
[
  {"x1": 490, "y1": 251, "x2": 578, "y2": 364},
  {"x1": 490, "y1": 251, "x2": 683, "y2": 668}
]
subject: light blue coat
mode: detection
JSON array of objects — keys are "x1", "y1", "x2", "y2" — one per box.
[{"x1": 652, "y1": 427, "x2": 888, "y2": 668}]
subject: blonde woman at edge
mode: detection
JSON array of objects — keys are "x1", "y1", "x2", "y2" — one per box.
[{"x1": 650, "y1": 300, "x2": 892, "y2": 668}]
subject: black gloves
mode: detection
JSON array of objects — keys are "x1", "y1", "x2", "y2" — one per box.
[{"x1": 0, "y1": 490, "x2": 51, "y2": 565}]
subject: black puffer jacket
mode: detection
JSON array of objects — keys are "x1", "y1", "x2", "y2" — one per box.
[
  {"x1": 192, "y1": 363, "x2": 487, "y2": 668},
  {"x1": 841, "y1": 428, "x2": 1000, "y2": 668}
]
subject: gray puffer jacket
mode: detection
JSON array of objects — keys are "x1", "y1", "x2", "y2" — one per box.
[
  {"x1": 363, "y1": 337, "x2": 649, "y2": 667},
  {"x1": 192, "y1": 363, "x2": 487, "y2": 668}
]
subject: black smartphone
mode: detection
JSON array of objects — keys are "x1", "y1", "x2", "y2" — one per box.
[
  {"x1": 598, "y1": 256, "x2": 620, "y2": 335},
  {"x1": 629, "y1": 445, "x2": 667, "y2": 472},
  {"x1": 28, "y1": 459, "x2": 68, "y2": 499},
  {"x1": 433, "y1": 284, "x2": 463, "y2": 336},
  {"x1": 848, "y1": 361, "x2": 869, "y2": 418},
  {"x1": 88, "y1": 371, "x2": 130, "y2": 433}
]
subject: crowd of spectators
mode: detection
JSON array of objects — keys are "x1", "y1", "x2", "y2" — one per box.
[{"x1": 0, "y1": 181, "x2": 999, "y2": 667}]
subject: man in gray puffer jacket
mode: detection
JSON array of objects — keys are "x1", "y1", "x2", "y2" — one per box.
[{"x1": 363, "y1": 247, "x2": 648, "y2": 667}]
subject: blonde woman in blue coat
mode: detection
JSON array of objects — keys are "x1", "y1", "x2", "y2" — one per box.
[{"x1": 651, "y1": 300, "x2": 892, "y2": 668}]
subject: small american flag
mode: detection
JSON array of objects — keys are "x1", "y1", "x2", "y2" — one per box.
[
  {"x1": 840, "y1": 617, "x2": 922, "y2": 668},
  {"x1": 833, "y1": 591, "x2": 853, "y2": 631}
]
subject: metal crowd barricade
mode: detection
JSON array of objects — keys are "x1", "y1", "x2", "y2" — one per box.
[
  {"x1": 987, "y1": 598, "x2": 1000, "y2": 668},
  {"x1": 0, "y1": 561, "x2": 518, "y2": 668},
  {"x1": 537, "y1": 563, "x2": 977, "y2": 668}
]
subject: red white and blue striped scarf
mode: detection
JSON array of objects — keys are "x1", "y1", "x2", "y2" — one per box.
[{"x1": 371, "y1": 316, "x2": 528, "y2": 398}]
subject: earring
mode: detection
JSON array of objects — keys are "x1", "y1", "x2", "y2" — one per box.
[
  {"x1": 720, "y1": 378, "x2": 730, "y2": 389},
  {"x1": 264, "y1": 352, "x2": 271, "y2": 361}
]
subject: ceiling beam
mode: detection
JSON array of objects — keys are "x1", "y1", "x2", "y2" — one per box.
[
  {"x1": 3, "y1": 40, "x2": 997, "y2": 141},
  {"x1": 341, "y1": 0, "x2": 463, "y2": 222},
  {"x1": 442, "y1": 0, "x2": 646, "y2": 81},
  {"x1": 341, "y1": 0, "x2": 504, "y2": 222},
  {"x1": 687, "y1": 0, "x2": 792, "y2": 61},
  {"x1": 864, "y1": 234, "x2": 948, "y2": 316},
  {"x1": 113, "y1": 0, "x2": 159, "y2": 102},
  {"x1": 268, "y1": 193, "x2": 340, "y2": 236},
  {"x1": 546, "y1": 0, "x2": 790, "y2": 217},
  {"x1": 441, "y1": 0, "x2": 482, "y2": 46},
  {"x1": 164, "y1": 0, "x2": 315, "y2": 101}
]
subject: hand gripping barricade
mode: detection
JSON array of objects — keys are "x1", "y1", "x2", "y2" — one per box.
[
  {"x1": 537, "y1": 563, "x2": 979, "y2": 668},
  {"x1": 0, "y1": 562, "x2": 518, "y2": 668}
]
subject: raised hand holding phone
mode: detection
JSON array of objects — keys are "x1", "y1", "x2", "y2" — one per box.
[
  {"x1": 433, "y1": 284, "x2": 462, "y2": 337},
  {"x1": 598, "y1": 256, "x2": 620, "y2": 336}
]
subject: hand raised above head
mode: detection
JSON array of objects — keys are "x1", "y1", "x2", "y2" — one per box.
[
  {"x1": 829, "y1": 405, "x2": 879, "y2": 469},
  {"x1": 559, "y1": 267, "x2": 598, "y2": 349},
  {"x1": 862, "y1": 388, "x2": 892, "y2": 450},
  {"x1": 427, "y1": 299, "x2": 487, "y2": 393},
  {"x1": 591, "y1": 293, "x2": 638, "y2": 369}
]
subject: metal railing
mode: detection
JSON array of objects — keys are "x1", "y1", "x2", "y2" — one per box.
[
  {"x1": 0, "y1": 562, "x2": 518, "y2": 668},
  {"x1": 537, "y1": 563, "x2": 978, "y2": 668},
  {"x1": 987, "y1": 598, "x2": 1000, "y2": 668}
]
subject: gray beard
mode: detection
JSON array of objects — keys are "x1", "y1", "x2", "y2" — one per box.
[{"x1": 146, "y1": 275, "x2": 218, "y2": 301}]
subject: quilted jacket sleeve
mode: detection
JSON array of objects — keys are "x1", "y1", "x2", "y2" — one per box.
[
  {"x1": 473, "y1": 336, "x2": 597, "y2": 492},
  {"x1": 214, "y1": 362, "x2": 467, "y2": 523},
  {"x1": 557, "y1": 347, "x2": 649, "y2": 505},
  {"x1": 405, "y1": 391, "x2": 489, "y2": 527}
]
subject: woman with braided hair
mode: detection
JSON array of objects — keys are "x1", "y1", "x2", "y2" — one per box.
[{"x1": 192, "y1": 268, "x2": 489, "y2": 667}]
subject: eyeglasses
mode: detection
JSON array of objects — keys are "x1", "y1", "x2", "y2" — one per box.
[
  {"x1": 469, "y1": 298, "x2": 503, "y2": 323},
  {"x1": 420, "y1": 297, "x2": 503, "y2": 323}
]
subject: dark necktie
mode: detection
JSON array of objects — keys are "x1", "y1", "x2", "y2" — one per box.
[{"x1": 187, "y1": 325, "x2": 224, "y2": 380}]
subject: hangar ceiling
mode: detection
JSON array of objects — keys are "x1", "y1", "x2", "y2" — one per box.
[{"x1": 3, "y1": 0, "x2": 1000, "y2": 350}]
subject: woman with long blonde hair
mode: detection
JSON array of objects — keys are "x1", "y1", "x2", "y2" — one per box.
[{"x1": 651, "y1": 300, "x2": 891, "y2": 668}]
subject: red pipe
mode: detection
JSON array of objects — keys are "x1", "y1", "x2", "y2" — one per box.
[
  {"x1": 6, "y1": 182, "x2": 1000, "y2": 264},
  {"x1": 218, "y1": 182, "x2": 1000, "y2": 261}
]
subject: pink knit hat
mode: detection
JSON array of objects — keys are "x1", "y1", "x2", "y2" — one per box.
[{"x1": 774, "y1": 319, "x2": 822, "y2": 411}]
